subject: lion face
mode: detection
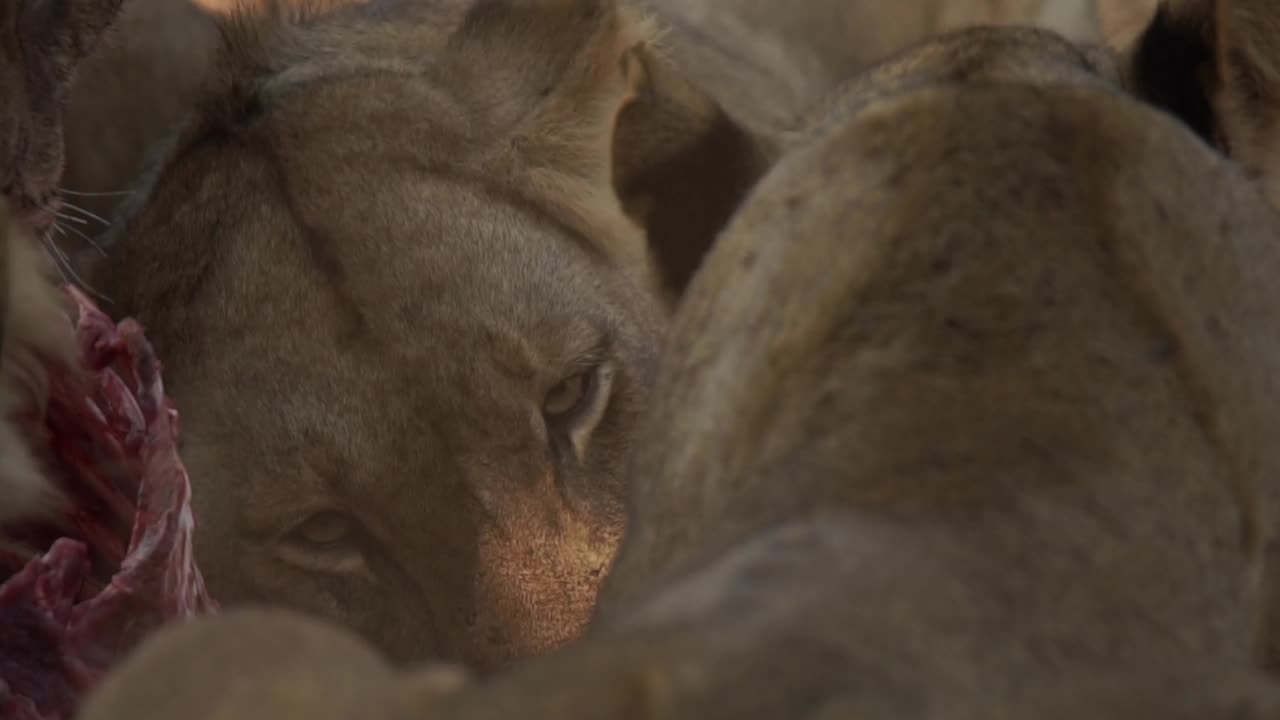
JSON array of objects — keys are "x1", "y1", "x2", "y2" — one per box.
[{"x1": 94, "y1": 0, "x2": 763, "y2": 669}]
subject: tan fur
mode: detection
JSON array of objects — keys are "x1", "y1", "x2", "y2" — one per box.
[
  {"x1": 57, "y1": 1, "x2": 1149, "y2": 233},
  {"x1": 59, "y1": 0, "x2": 224, "y2": 228},
  {"x1": 82, "y1": 608, "x2": 407, "y2": 719},
  {"x1": 56, "y1": 1, "x2": 1157, "y2": 250},
  {"x1": 78, "y1": 1, "x2": 1280, "y2": 717},
  {"x1": 59, "y1": 0, "x2": 376, "y2": 229},
  {"x1": 77, "y1": 605, "x2": 1280, "y2": 719},
  {"x1": 1119, "y1": 0, "x2": 1280, "y2": 673},
  {"x1": 589, "y1": 26, "x2": 1280, "y2": 714},
  {"x1": 1037, "y1": 0, "x2": 1104, "y2": 44},
  {"x1": 87, "y1": 0, "x2": 763, "y2": 670},
  {"x1": 62, "y1": 0, "x2": 772, "y2": 291},
  {"x1": 1099, "y1": 0, "x2": 1160, "y2": 46},
  {"x1": 642, "y1": 0, "x2": 1156, "y2": 138},
  {"x1": 1119, "y1": 0, "x2": 1280, "y2": 209},
  {"x1": 1206, "y1": 1, "x2": 1280, "y2": 206},
  {"x1": 194, "y1": 0, "x2": 369, "y2": 14},
  {"x1": 0, "y1": 0, "x2": 125, "y2": 228}
]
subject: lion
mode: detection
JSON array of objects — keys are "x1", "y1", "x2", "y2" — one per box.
[
  {"x1": 55, "y1": 1, "x2": 1143, "y2": 302},
  {"x1": 63, "y1": 0, "x2": 775, "y2": 293},
  {"x1": 58, "y1": 0, "x2": 374, "y2": 230},
  {"x1": 1, "y1": 0, "x2": 126, "y2": 524},
  {"x1": 640, "y1": 0, "x2": 1161, "y2": 138},
  {"x1": 1119, "y1": 0, "x2": 1280, "y2": 672},
  {"x1": 79, "y1": 608, "x2": 1280, "y2": 720},
  {"x1": 83, "y1": 0, "x2": 769, "y2": 671},
  {"x1": 78, "y1": 0, "x2": 1280, "y2": 717},
  {"x1": 0, "y1": 0, "x2": 123, "y2": 231},
  {"x1": 57, "y1": 0, "x2": 224, "y2": 229},
  {"x1": 54, "y1": 1, "x2": 1137, "y2": 238},
  {"x1": 54, "y1": 1, "x2": 1159, "y2": 236}
]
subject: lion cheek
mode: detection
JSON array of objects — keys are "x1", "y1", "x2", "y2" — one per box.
[{"x1": 461, "y1": 519, "x2": 623, "y2": 672}]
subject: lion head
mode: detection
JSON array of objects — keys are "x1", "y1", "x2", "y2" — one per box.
[{"x1": 93, "y1": 0, "x2": 766, "y2": 669}]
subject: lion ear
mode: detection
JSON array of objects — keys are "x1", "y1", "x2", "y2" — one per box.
[
  {"x1": 1124, "y1": 0, "x2": 1280, "y2": 207},
  {"x1": 447, "y1": 0, "x2": 653, "y2": 190},
  {"x1": 1204, "y1": 0, "x2": 1280, "y2": 206},
  {"x1": 441, "y1": 1, "x2": 657, "y2": 285},
  {"x1": 448, "y1": 0, "x2": 773, "y2": 298},
  {"x1": 610, "y1": 43, "x2": 775, "y2": 296}
]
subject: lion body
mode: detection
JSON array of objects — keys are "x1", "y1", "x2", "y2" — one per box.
[{"x1": 80, "y1": 1, "x2": 1280, "y2": 717}]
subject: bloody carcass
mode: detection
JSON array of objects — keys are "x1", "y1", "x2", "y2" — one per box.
[{"x1": 0, "y1": 287, "x2": 216, "y2": 720}]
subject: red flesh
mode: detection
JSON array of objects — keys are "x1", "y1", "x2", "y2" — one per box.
[{"x1": 0, "y1": 286, "x2": 217, "y2": 720}]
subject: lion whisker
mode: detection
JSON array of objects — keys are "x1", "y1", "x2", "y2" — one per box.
[
  {"x1": 58, "y1": 188, "x2": 134, "y2": 198},
  {"x1": 40, "y1": 231, "x2": 112, "y2": 304},
  {"x1": 55, "y1": 220, "x2": 108, "y2": 257},
  {"x1": 55, "y1": 211, "x2": 89, "y2": 226},
  {"x1": 56, "y1": 201, "x2": 112, "y2": 228},
  {"x1": 41, "y1": 231, "x2": 72, "y2": 284}
]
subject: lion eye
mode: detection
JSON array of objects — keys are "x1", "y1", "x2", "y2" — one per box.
[
  {"x1": 291, "y1": 511, "x2": 354, "y2": 547},
  {"x1": 543, "y1": 371, "x2": 591, "y2": 418},
  {"x1": 541, "y1": 363, "x2": 615, "y2": 462},
  {"x1": 277, "y1": 511, "x2": 371, "y2": 578}
]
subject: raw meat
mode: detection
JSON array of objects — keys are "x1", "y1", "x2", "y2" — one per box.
[{"x1": 0, "y1": 286, "x2": 216, "y2": 720}]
